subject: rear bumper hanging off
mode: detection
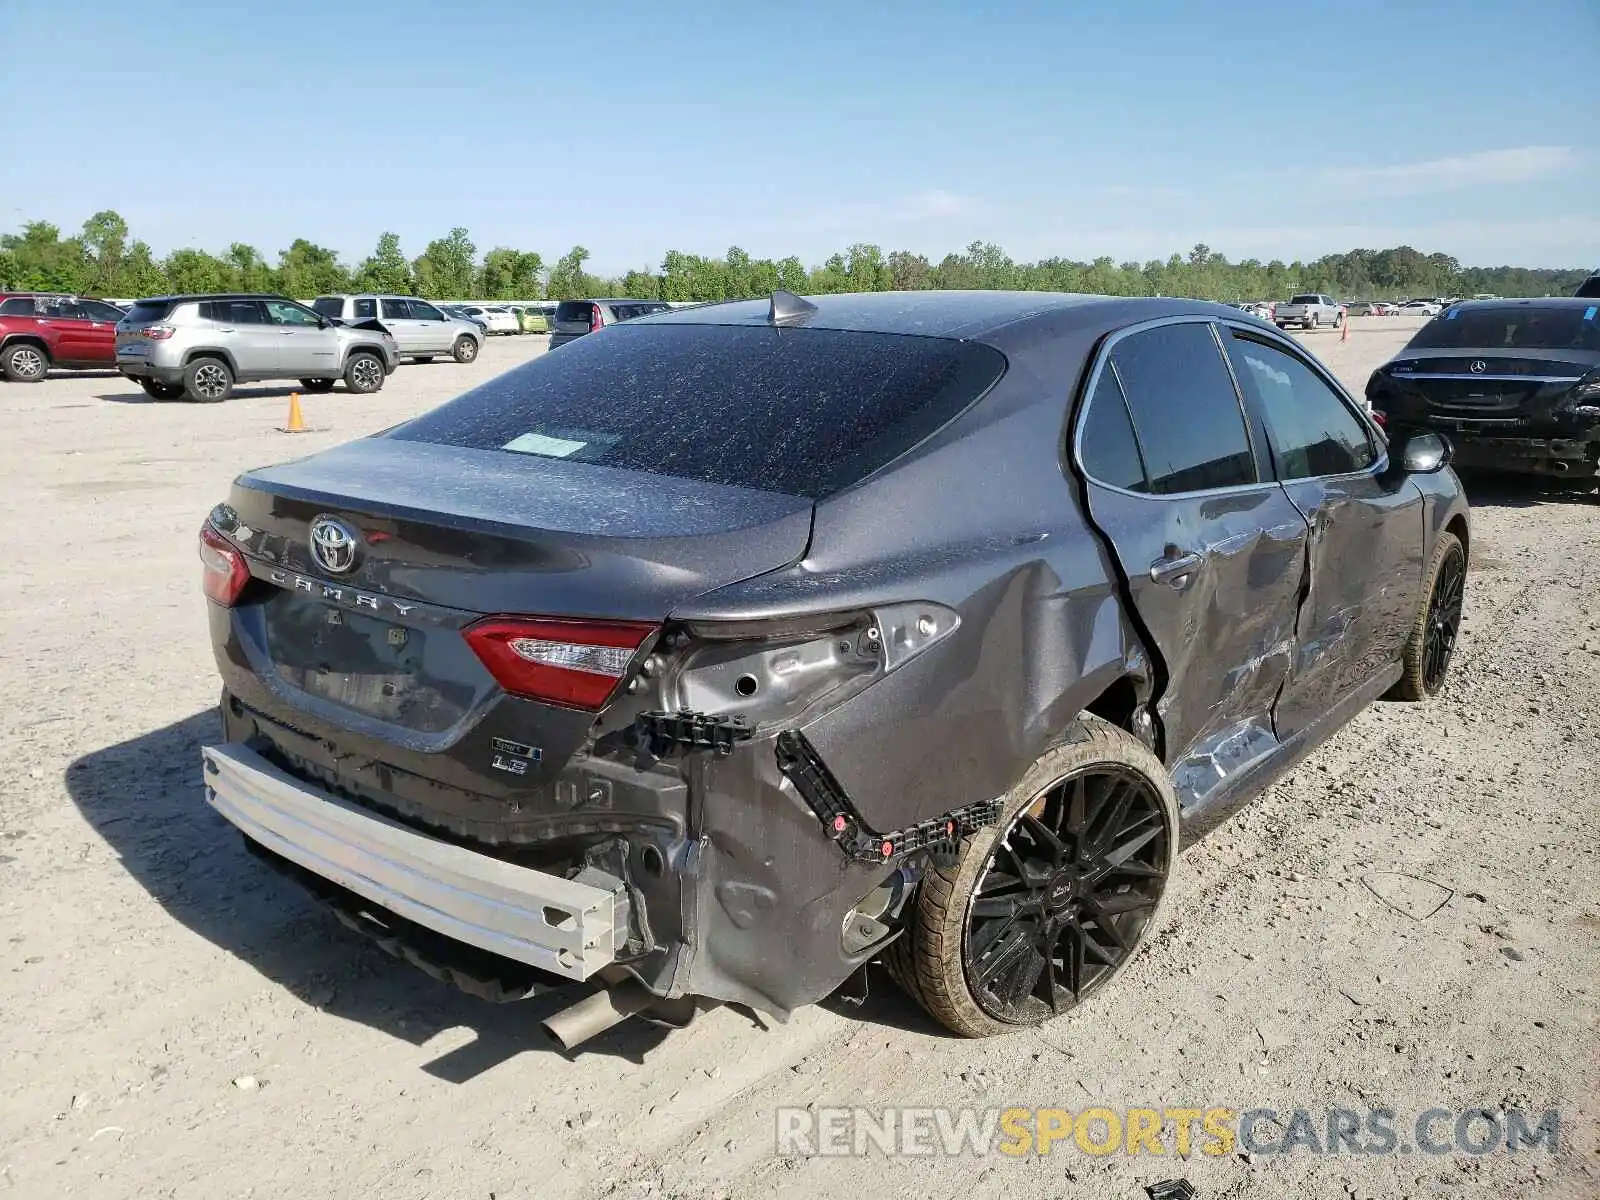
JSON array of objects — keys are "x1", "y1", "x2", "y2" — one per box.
[{"x1": 201, "y1": 742, "x2": 629, "y2": 981}]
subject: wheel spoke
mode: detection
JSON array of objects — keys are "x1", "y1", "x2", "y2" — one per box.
[
  {"x1": 1021, "y1": 813, "x2": 1069, "y2": 864},
  {"x1": 1086, "y1": 778, "x2": 1135, "y2": 855},
  {"x1": 970, "y1": 894, "x2": 1027, "y2": 920},
  {"x1": 1063, "y1": 776, "x2": 1088, "y2": 836}
]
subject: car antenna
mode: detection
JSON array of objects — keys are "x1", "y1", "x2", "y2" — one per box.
[{"x1": 769, "y1": 289, "x2": 817, "y2": 326}]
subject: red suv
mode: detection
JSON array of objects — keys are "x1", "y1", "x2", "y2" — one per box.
[{"x1": 0, "y1": 293, "x2": 127, "y2": 382}]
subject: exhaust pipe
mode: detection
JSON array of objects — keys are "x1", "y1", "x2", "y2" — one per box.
[{"x1": 543, "y1": 980, "x2": 655, "y2": 1051}]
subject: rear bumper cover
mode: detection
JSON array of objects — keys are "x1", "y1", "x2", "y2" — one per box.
[{"x1": 202, "y1": 742, "x2": 629, "y2": 981}]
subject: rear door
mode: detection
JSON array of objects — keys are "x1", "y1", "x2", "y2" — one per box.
[
  {"x1": 379, "y1": 296, "x2": 418, "y2": 353},
  {"x1": 407, "y1": 299, "x2": 451, "y2": 352},
  {"x1": 265, "y1": 299, "x2": 341, "y2": 376},
  {"x1": 1221, "y1": 327, "x2": 1421, "y2": 737},
  {"x1": 1073, "y1": 318, "x2": 1310, "y2": 800},
  {"x1": 200, "y1": 299, "x2": 279, "y2": 374}
]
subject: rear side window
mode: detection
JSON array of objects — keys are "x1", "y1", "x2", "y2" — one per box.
[
  {"x1": 311, "y1": 297, "x2": 343, "y2": 317},
  {"x1": 1407, "y1": 305, "x2": 1600, "y2": 352},
  {"x1": 1077, "y1": 368, "x2": 1147, "y2": 492},
  {"x1": 0, "y1": 297, "x2": 36, "y2": 315},
  {"x1": 199, "y1": 300, "x2": 267, "y2": 324},
  {"x1": 1225, "y1": 334, "x2": 1375, "y2": 479},
  {"x1": 380, "y1": 298, "x2": 409, "y2": 320},
  {"x1": 388, "y1": 324, "x2": 1008, "y2": 499},
  {"x1": 1109, "y1": 323, "x2": 1257, "y2": 494},
  {"x1": 123, "y1": 299, "x2": 175, "y2": 323},
  {"x1": 554, "y1": 301, "x2": 593, "y2": 323}
]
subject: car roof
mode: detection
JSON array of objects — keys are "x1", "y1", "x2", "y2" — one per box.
[
  {"x1": 1438, "y1": 297, "x2": 1598, "y2": 311},
  {"x1": 630, "y1": 290, "x2": 1245, "y2": 343},
  {"x1": 138, "y1": 292, "x2": 295, "y2": 303}
]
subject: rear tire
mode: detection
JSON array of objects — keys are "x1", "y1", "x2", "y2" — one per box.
[
  {"x1": 343, "y1": 351, "x2": 384, "y2": 394},
  {"x1": 1, "y1": 342, "x2": 49, "y2": 382},
  {"x1": 1390, "y1": 531, "x2": 1466, "y2": 700},
  {"x1": 884, "y1": 714, "x2": 1178, "y2": 1038},
  {"x1": 139, "y1": 379, "x2": 186, "y2": 400},
  {"x1": 299, "y1": 378, "x2": 336, "y2": 393},
  {"x1": 452, "y1": 335, "x2": 478, "y2": 363},
  {"x1": 1309, "y1": 313, "x2": 1320, "y2": 329},
  {"x1": 183, "y1": 356, "x2": 233, "y2": 402}
]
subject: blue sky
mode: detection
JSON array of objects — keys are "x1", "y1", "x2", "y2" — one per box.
[{"x1": 3, "y1": 0, "x2": 1595, "y2": 271}]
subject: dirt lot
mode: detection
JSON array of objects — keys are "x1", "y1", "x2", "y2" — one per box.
[{"x1": 1, "y1": 320, "x2": 1595, "y2": 1200}]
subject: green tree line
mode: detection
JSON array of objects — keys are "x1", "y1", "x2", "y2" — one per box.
[{"x1": 1, "y1": 210, "x2": 1588, "y2": 304}]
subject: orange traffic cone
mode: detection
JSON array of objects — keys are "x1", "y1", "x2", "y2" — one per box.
[{"x1": 280, "y1": 391, "x2": 308, "y2": 434}]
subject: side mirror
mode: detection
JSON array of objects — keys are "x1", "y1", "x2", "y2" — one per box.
[{"x1": 1396, "y1": 429, "x2": 1452, "y2": 474}]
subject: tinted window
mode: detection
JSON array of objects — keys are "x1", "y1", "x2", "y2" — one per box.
[
  {"x1": 1576, "y1": 275, "x2": 1600, "y2": 299},
  {"x1": 554, "y1": 301, "x2": 593, "y2": 324},
  {"x1": 1290, "y1": 295, "x2": 1320, "y2": 305},
  {"x1": 1225, "y1": 334, "x2": 1375, "y2": 478},
  {"x1": 1077, "y1": 368, "x2": 1147, "y2": 492},
  {"x1": 201, "y1": 300, "x2": 267, "y2": 324},
  {"x1": 1407, "y1": 305, "x2": 1600, "y2": 352},
  {"x1": 81, "y1": 300, "x2": 126, "y2": 321},
  {"x1": 389, "y1": 324, "x2": 1008, "y2": 499},
  {"x1": 409, "y1": 300, "x2": 444, "y2": 321},
  {"x1": 124, "y1": 299, "x2": 174, "y2": 324},
  {"x1": 1109, "y1": 322, "x2": 1256, "y2": 494},
  {"x1": 311, "y1": 297, "x2": 343, "y2": 317},
  {"x1": 353, "y1": 297, "x2": 377, "y2": 319},
  {"x1": 265, "y1": 300, "x2": 321, "y2": 326},
  {"x1": 0, "y1": 297, "x2": 37, "y2": 315},
  {"x1": 380, "y1": 297, "x2": 410, "y2": 320}
]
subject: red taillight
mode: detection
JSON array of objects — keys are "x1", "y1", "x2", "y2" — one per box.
[
  {"x1": 463, "y1": 617, "x2": 656, "y2": 710},
  {"x1": 199, "y1": 524, "x2": 250, "y2": 606},
  {"x1": 143, "y1": 324, "x2": 175, "y2": 340},
  {"x1": 1371, "y1": 409, "x2": 1388, "y2": 426},
  {"x1": 589, "y1": 306, "x2": 604, "y2": 333}
]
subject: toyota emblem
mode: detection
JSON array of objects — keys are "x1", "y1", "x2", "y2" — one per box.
[
  {"x1": 308, "y1": 515, "x2": 361, "y2": 574},
  {"x1": 1469, "y1": 360, "x2": 1487, "y2": 374}
]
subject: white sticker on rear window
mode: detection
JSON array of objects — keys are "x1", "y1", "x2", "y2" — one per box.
[{"x1": 502, "y1": 431, "x2": 589, "y2": 458}]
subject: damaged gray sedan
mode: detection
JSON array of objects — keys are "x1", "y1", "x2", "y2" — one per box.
[{"x1": 197, "y1": 290, "x2": 1469, "y2": 1044}]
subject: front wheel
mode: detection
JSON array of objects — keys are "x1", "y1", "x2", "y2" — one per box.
[
  {"x1": 2, "y1": 342, "x2": 49, "y2": 382},
  {"x1": 1390, "y1": 530, "x2": 1465, "y2": 700},
  {"x1": 452, "y1": 335, "x2": 478, "y2": 363},
  {"x1": 343, "y1": 352, "x2": 385, "y2": 394},
  {"x1": 884, "y1": 714, "x2": 1179, "y2": 1038},
  {"x1": 1333, "y1": 311, "x2": 1344, "y2": 328}
]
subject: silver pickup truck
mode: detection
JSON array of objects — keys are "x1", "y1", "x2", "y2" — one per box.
[{"x1": 1275, "y1": 293, "x2": 1345, "y2": 330}]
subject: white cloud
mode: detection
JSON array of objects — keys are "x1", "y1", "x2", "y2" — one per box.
[{"x1": 1315, "y1": 146, "x2": 1579, "y2": 195}]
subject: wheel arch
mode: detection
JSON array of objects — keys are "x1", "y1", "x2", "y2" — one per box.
[
  {"x1": 342, "y1": 342, "x2": 389, "y2": 369},
  {"x1": 182, "y1": 346, "x2": 238, "y2": 375},
  {"x1": 1, "y1": 334, "x2": 52, "y2": 361}
]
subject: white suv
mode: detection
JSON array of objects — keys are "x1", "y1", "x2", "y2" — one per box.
[{"x1": 311, "y1": 295, "x2": 482, "y2": 364}]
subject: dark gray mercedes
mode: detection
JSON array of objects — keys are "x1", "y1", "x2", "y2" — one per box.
[{"x1": 197, "y1": 290, "x2": 1469, "y2": 1045}]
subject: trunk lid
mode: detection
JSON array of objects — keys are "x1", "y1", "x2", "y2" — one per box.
[
  {"x1": 1380, "y1": 347, "x2": 1599, "y2": 424},
  {"x1": 219, "y1": 437, "x2": 812, "y2": 766}
]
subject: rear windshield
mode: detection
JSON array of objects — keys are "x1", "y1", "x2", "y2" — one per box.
[
  {"x1": 388, "y1": 323, "x2": 1008, "y2": 499},
  {"x1": 1289, "y1": 294, "x2": 1320, "y2": 305},
  {"x1": 1408, "y1": 306, "x2": 1600, "y2": 352},
  {"x1": 553, "y1": 301, "x2": 594, "y2": 323},
  {"x1": 310, "y1": 297, "x2": 343, "y2": 317},
  {"x1": 123, "y1": 299, "x2": 175, "y2": 324}
]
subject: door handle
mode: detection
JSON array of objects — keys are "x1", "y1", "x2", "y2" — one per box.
[{"x1": 1149, "y1": 550, "x2": 1204, "y2": 586}]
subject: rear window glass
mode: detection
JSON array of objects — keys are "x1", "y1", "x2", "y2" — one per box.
[
  {"x1": 387, "y1": 324, "x2": 1008, "y2": 499},
  {"x1": 310, "y1": 297, "x2": 343, "y2": 317},
  {"x1": 1289, "y1": 294, "x2": 1320, "y2": 305},
  {"x1": 1408, "y1": 306, "x2": 1600, "y2": 352},
  {"x1": 553, "y1": 301, "x2": 594, "y2": 323},
  {"x1": 124, "y1": 299, "x2": 175, "y2": 323}
]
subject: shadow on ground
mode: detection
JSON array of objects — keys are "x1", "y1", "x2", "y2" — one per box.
[
  {"x1": 64, "y1": 709, "x2": 680, "y2": 1079},
  {"x1": 94, "y1": 383, "x2": 359, "y2": 405}
]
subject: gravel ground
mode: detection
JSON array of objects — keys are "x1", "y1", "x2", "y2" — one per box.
[{"x1": 0, "y1": 321, "x2": 1595, "y2": 1200}]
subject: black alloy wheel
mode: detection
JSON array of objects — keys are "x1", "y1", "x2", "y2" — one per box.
[
  {"x1": 1422, "y1": 542, "x2": 1465, "y2": 693},
  {"x1": 964, "y1": 763, "x2": 1171, "y2": 1024}
]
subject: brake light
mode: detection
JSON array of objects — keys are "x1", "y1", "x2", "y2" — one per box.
[
  {"x1": 199, "y1": 523, "x2": 250, "y2": 606},
  {"x1": 589, "y1": 306, "x2": 604, "y2": 333},
  {"x1": 463, "y1": 617, "x2": 657, "y2": 709},
  {"x1": 143, "y1": 324, "x2": 175, "y2": 340}
]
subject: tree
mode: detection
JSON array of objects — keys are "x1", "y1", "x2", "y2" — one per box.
[
  {"x1": 225, "y1": 243, "x2": 274, "y2": 293},
  {"x1": 355, "y1": 232, "x2": 414, "y2": 295},
  {"x1": 546, "y1": 245, "x2": 594, "y2": 300},
  {"x1": 412, "y1": 227, "x2": 477, "y2": 299},
  {"x1": 277, "y1": 239, "x2": 349, "y2": 299},
  {"x1": 0, "y1": 221, "x2": 89, "y2": 292},
  {"x1": 477, "y1": 247, "x2": 544, "y2": 299},
  {"x1": 164, "y1": 248, "x2": 231, "y2": 294},
  {"x1": 81, "y1": 210, "x2": 129, "y2": 295},
  {"x1": 888, "y1": 250, "x2": 932, "y2": 291}
]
